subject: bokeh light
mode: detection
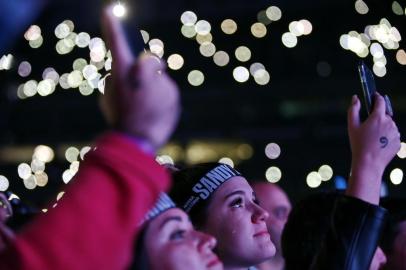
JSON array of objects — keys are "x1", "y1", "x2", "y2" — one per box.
[
  {"x1": 397, "y1": 142, "x2": 406, "y2": 158},
  {"x1": 181, "y1": 25, "x2": 197, "y2": 38},
  {"x1": 235, "y1": 46, "x2": 251, "y2": 62},
  {"x1": 233, "y1": 66, "x2": 250, "y2": 83},
  {"x1": 265, "y1": 143, "x2": 281, "y2": 159},
  {"x1": 257, "y1": 10, "x2": 272, "y2": 25},
  {"x1": 140, "y1": 30, "x2": 150, "y2": 44},
  {"x1": 195, "y1": 20, "x2": 211, "y2": 35},
  {"x1": 80, "y1": 146, "x2": 92, "y2": 160},
  {"x1": 265, "y1": 167, "x2": 282, "y2": 183},
  {"x1": 56, "y1": 39, "x2": 75, "y2": 55},
  {"x1": 156, "y1": 155, "x2": 175, "y2": 165},
  {"x1": 33, "y1": 145, "x2": 54, "y2": 163},
  {"x1": 167, "y1": 54, "x2": 184, "y2": 70},
  {"x1": 213, "y1": 51, "x2": 230, "y2": 67},
  {"x1": 196, "y1": 33, "x2": 213, "y2": 45},
  {"x1": 37, "y1": 79, "x2": 56, "y2": 96},
  {"x1": 0, "y1": 54, "x2": 13, "y2": 70},
  {"x1": 392, "y1": 1, "x2": 404, "y2": 15},
  {"x1": 306, "y1": 171, "x2": 322, "y2": 188},
  {"x1": 219, "y1": 157, "x2": 234, "y2": 168},
  {"x1": 390, "y1": 168, "x2": 403, "y2": 185},
  {"x1": 55, "y1": 22, "x2": 71, "y2": 39},
  {"x1": 0, "y1": 176, "x2": 9, "y2": 192},
  {"x1": 65, "y1": 147, "x2": 80, "y2": 163},
  {"x1": 181, "y1": 11, "x2": 198, "y2": 26},
  {"x1": 29, "y1": 36, "x2": 44, "y2": 49},
  {"x1": 35, "y1": 172, "x2": 48, "y2": 187},
  {"x1": 188, "y1": 70, "x2": 205, "y2": 86},
  {"x1": 251, "y1": 23, "x2": 267, "y2": 38},
  {"x1": 318, "y1": 165, "x2": 333, "y2": 181},
  {"x1": 253, "y1": 69, "x2": 270, "y2": 85},
  {"x1": 355, "y1": 0, "x2": 369, "y2": 14},
  {"x1": 76, "y1": 32, "x2": 91, "y2": 48},
  {"x1": 24, "y1": 175, "x2": 37, "y2": 190},
  {"x1": 31, "y1": 158, "x2": 45, "y2": 173},
  {"x1": 79, "y1": 81, "x2": 94, "y2": 96},
  {"x1": 18, "y1": 61, "x2": 32, "y2": 77},
  {"x1": 24, "y1": 25, "x2": 41, "y2": 41},
  {"x1": 221, "y1": 19, "x2": 238, "y2": 35},
  {"x1": 396, "y1": 49, "x2": 406, "y2": 65},
  {"x1": 282, "y1": 32, "x2": 298, "y2": 48},
  {"x1": 68, "y1": 70, "x2": 83, "y2": 88},
  {"x1": 149, "y1": 39, "x2": 164, "y2": 58},
  {"x1": 23, "y1": 80, "x2": 38, "y2": 97},
  {"x1": 289, "y1": 21, "x2": 304, "y2": 36},
  {"x1": 266, "y1": 6, "x2": 282, "y2": 21},
  {"x1": 250, "y1": 63, "x2": 265, "y2": 76},
  {"x1": 300, "y1": 19, "x2": 313, "y2": 35},
  {"x1": 199, "y1": 42, "x2": 216, "y2": 57}
]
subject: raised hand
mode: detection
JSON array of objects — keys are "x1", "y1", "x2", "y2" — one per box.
[
  {"x1": 346, "y1": 94, "x2": 401, "y2": 204},
  {"x1": 100, "y1": 5, "x2": 180, "y2": 151}
]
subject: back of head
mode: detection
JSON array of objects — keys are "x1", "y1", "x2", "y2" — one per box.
[
  {"x1": 282, "y1": 192, "x2": 339, "y2": 270},
  {"x1": 380, "y1": 198, "x2": 406, "y2": 256}
]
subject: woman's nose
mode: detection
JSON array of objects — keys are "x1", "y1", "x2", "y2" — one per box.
[
  {"x1": 252, "y1": 203, "x2": 269, "y2": 223},
  {"x1": 195, "y1": 230, "x2": 217, "y2": 251}
]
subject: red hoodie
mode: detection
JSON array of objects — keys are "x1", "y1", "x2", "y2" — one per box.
[{"x1": 0, "y1": 132, "x2": 170, "y2": 270}]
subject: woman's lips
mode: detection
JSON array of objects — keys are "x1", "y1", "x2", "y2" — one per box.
[
  {"x1": 207, "y1": 257, "x2": 221, "y2": 268},
  {"x1": 254, "y1": 231, "x2": 270, "y2": 237}
]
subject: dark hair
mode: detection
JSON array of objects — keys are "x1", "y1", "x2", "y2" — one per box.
[
  {"x1": 170, "y1": 162, "x2": 220, "y2": 228},
  {"x1": 130, "y1": 227, "x2": 150, "y2": 270},
  {"x1": 380, "y1": 197, "x2": 406, "y2": 254},
  {"x1": 282, "y1": 192, "x2": 340, "y2": 270}
]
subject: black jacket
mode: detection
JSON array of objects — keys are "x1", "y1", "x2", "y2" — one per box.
[{"x1": 311, "y1": 195, "x2": 387, "y2": 270}]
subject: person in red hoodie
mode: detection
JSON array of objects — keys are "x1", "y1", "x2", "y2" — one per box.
[{"x1": 0, "y1": 4, "x2": 180, "y2": 270}]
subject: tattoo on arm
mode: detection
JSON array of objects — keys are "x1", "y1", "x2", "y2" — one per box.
[{"x1": 380, "y1": 136, "x2": 389, "y2": 148}]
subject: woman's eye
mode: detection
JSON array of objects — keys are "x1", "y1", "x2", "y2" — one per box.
[
  {"x1": 170, "y1": 230, "x2": 186, "y2": 240},
  {"x1": 230, "y1": 198, "x2": 243, "y2": 208}
]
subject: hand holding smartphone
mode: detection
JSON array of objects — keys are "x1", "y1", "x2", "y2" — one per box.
[{"x1": 358, "y1": 61, "x2": 393, "y2": 117}]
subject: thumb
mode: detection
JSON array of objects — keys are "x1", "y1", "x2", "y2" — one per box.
[{"x1": 348, "y1": 95, "x2": 361, "y2": 130}]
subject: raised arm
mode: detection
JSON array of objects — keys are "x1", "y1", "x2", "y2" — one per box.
[
  {"x1": 0, "y1": 4, "x2": 180, "y2": 270},
  {"x1": 346, "y1": 94, "x2": 400, "y2": 204},
  {"x1": 311, "y1": 93, "x2": 400, "y2": 270}
]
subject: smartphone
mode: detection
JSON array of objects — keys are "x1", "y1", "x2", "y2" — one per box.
[
  {"x1": 118, "y1": 5, "x2": 146, "y2": 57},
  {"x1": 358, "y1": 61, "x2": 393, "y2": 117}
]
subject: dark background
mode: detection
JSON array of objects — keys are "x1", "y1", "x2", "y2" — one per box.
[{"x1": 0, "y1": 0, "x2": 405, "y2": 208}]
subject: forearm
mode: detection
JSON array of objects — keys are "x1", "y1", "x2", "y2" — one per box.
[{"x1": 346, "y1": 158, "x2": 384, "y2": 205}]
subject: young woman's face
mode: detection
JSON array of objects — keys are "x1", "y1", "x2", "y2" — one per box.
[
  {"x1": 145, "y1": 208, "x2": 223, "y2": 270},
  {"x1": 203, "y1": 176, "x2": 276, "y2": 268}
]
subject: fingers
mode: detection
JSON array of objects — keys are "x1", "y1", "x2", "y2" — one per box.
[
  {"x1": 348, "y1": 95, "x2": 361, "y2": 130},
  {"x1": 371, "y1": 93, "x2": 386, "y2": 117},
  {"x1": 102, "y1": 4, "x2": 134, "y2": 76}
]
